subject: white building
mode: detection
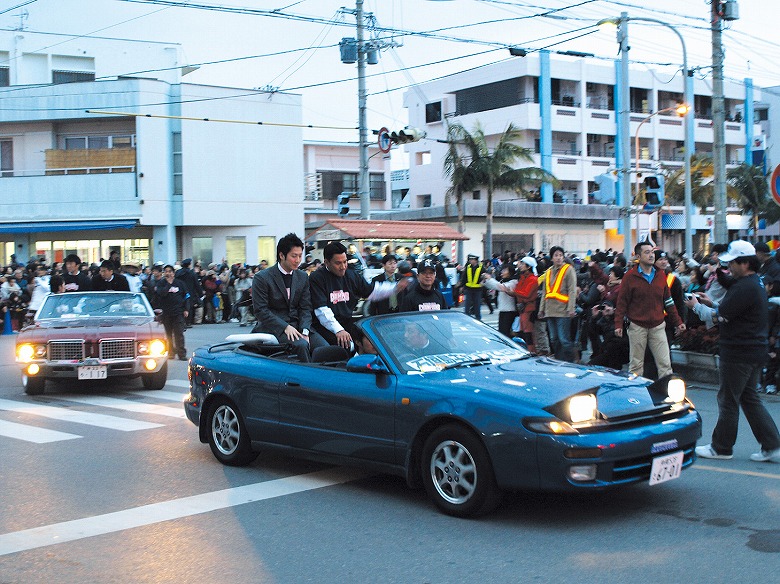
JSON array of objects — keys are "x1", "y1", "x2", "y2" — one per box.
[
  {"x1": 397, "y1": 51, "x2": 759, "y2": 257},
  {"x1": 0, "y1": 30, "x2": 304, "y2": 267}
]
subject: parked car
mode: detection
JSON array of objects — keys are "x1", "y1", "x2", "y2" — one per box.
[
  {"x1": 15, "y1": 291, "x2": 169, "y2": 395},
  {"x1": 184, "y1": 311, "x2": 701, "y2": 517}
]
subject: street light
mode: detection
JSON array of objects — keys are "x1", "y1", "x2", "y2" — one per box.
[
  {"x1": 634, "y1": 104, "x2": 690, "y2": 204},
  {"x1": 599, "y1": 13, "x2": 694, "y2": 258}
]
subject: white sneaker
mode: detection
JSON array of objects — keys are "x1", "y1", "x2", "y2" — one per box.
[
  {"x1": 695, "y1": 444, "x2": 733, "y2": 460},
  {"x1": 766, "y1": 385, "x2": 778, "y2": 395},
  {"x1": 749, "y1": 448, "x2": 780, "y2": 462}
]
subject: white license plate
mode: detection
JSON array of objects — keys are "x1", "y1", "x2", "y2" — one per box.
[
  {"x1": 649, "y1": 451, "x2": 684, "y2": 485},
  {"x1": 78, "y1": 366, "x2": 107, "y2": 380}
]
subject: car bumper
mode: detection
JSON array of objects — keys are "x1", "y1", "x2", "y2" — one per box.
[
  {"x1": 496, "y1": 409, "x2": 702, "y2": 491},
  {"x1": 18, "y1": 356, "x2": 167, "y2": 380}
]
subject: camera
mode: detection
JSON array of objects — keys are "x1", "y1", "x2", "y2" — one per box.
[{"x1": 684, "y1": 293, "x2": 694, "y2": 300}]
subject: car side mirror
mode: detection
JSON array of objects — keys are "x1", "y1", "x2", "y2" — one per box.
[
  {"x1": 153, "y1": 308, "x2": 163, "y2": 321},
  {"x1": 346, "y1": 354, "x2": 390, "y2": 374}
]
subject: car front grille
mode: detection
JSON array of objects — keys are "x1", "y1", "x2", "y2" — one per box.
[
  {"x1": 100, "y1": 339, "x2": 136, "y2": 360},
  {"x1": 49, "y1": 340, "x2": 85, "y2": 361},
  {"x1": 608, "y1": 443, "x2": 696, "y2": 484}
]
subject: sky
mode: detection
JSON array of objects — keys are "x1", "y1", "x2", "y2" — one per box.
[{"x1": 2, "y1": 0, "x2": 778, "y2": 164}]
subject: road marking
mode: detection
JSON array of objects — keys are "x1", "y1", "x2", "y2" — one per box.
[
  {"x1": 0, "y1": 467, "x2": 368, "y2": 556},
  {"x1": 0, "y1": 420, "x2": 81, "y2": 443},
  {"x1": 53, "y1": 396, "x2": 186, "y2": 418},
  {"x1": 0, "y1": 399, "x2": 162, "y2": 431},
  {"x1": 126, "y1": 390, "x2": 187, "y2": 402},
  {"x1": 693, "y1": 464, "x2": 780, "y2": 480}
]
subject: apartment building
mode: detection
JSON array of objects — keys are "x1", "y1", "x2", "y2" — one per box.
[
  {"x1": 0, "y1": 30, "x2": 304, "y2": 267},
  {"x1": 399, "y1": 51, "x2": 759, "y2": 255}
]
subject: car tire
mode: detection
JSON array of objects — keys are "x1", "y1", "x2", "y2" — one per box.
[
  {"x1": 142, "y1": 361, "x2": 168, "y2": 390},
  {"x1": 421, "y1": 425, "x2": 502, "y2": 518},
  {"x1": 22, "y1": 374, "x2": 45, "y2": 395},
  {"x1": 207, "y1": 400, "x2": 258, "y2": 466}
]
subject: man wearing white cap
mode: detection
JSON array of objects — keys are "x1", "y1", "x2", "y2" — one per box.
[{"x1": 694, "y1": 240, "x2": 780, "y2": 463}]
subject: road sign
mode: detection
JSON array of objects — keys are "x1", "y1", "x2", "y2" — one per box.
[
  {"x1": 771, "y1": 164, "x2": 780, "y2": 207},
  {"x1": 378, "y1": 127, "x2": 391, "y2": 153}
]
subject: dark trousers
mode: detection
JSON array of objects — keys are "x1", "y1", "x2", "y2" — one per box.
[
  {"x1": 498, "y1": 311, "x2": 517, "y2": 338},
  {"x1": 162, "y1": 314, "x2": 187, "y2": 359},
  {"x1": 464, "y1": 287, "x2": 482, "y2": 320},
  {"x1": 711, "y1": 359, "x2": 780, "y2": 455}
]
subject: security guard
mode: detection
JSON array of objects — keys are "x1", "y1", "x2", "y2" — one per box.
[{"x1": 460, "y1": 254, "x2": 484, "y2": 320}]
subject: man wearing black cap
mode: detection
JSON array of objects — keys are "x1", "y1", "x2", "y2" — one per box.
[
  {"x1": 176, "y1": 259, "x2": 203, "y2": 326},
  {"x1": 369, "y1": 254, "x2": 400, "y2": 316},
  {"x1": 399, "y1": 259, "x2": 448, "y2": 312},
  {"x1": 460, "y1": 254, "x2": 484, "y2": 320}
]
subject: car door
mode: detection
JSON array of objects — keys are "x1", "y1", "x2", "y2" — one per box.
[
  {"x1": 231, "y1": 353, "x2": 289, "y2": 444},
  {"x1": 278, "y1": 362, "x2": 397, "y2": 464}
]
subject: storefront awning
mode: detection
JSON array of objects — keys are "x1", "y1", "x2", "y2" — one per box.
[
  {"x1": 0, "y1": 219, "x2": 138, "y2": 234},
  {"x1": 307, "y1": 219, "x2": 469, "y2": 242}
]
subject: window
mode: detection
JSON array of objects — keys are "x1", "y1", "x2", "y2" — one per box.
[
  {"x1": 112, "y1": 135, "x2": 134, "y2": 148},
  {"x1": 258, "y1": 236, "x2": 275, "y2": 265},
  {"x1": 415, "y1": 151, "x2": 431, "y2": 166},
  {"x1": 369, "y1": 173, "x2": 386, "y2": 200},
  {"x1": 1, "y1": 139, "x2": 13, "y2": 177},
  {"x1": 472, "y1": 190, "x2": 481, "y2": 200},
  {"x1": 192, "y1": 237, "x2": 213, "y2": 266},
  {"x1": 0, "y1": 67, "x2": 8, "y2": 87},
  {"x1": 455, "y1": 78, "x2": 524, "y2": 116},
  {"x1": 173, "y1": 132, "x2": 183, "y2": 196},
  {"x1": 64, "y1": 137, "x2": 87, "y2": 150},
  {"x1": 425, "y1": 101, "x2": 442, "y2": 123},
  {"x1": 52, "y1": 70, "x2": 95, "y2": 84},
  {"x1": 88, "y1": 136, "x2": 109, "y2": 149},
  {"x1": 418, "y1": 194, "x2": 432, "y2": 208},
  {"x1": 226, "y1": 237, "x2": 246, "y2": 266},
  {"x1": 62, "y1": 135, "x2": 135, "y2": 150}
]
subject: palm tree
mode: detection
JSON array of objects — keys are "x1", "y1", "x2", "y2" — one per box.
[
  {"x1": 444, "y1": 122, "x2": 558, "y2": 259},
  {"x1": 443, "y1": 128, "x2": 476, "y2": 264},
  {"x1": 726, "y1": 162, "x2": 780, "y2": 231},
  {"x1": 663, "y1": 154, "x2": 741, "y2": 212}
]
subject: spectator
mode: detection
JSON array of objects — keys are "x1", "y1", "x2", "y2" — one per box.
[
  {"x1": 176, "y1": 259, "x2": 204, "y2": 327},
  {"x1": 26, "y1": 265, "x2": 51, "y2": 321},
  {"x1": 693, "y1": 241, "x2": 780, "y2": 463},
  {"x1": 703, "y1": 243, "x2": 731, "y2": 306},
  {"x1": 755, "y1": 242, "x2": 780, "y2": 297},
  {"x1": 614, "y1": 241, "x2": 685, "y2": 379},
  {"x1": 514, "y1": 256, "x2": 539, "y2": 352},
  {"x1": 538, "y1": 246, "x2": 578, "y2": 362},
  {"x1": 143, "y1": 264, "x2": 164, "y2": 308},
  {"x1": 232, "y1": 268, "x2": 253, "y2": 326},
  {"x1": 369, "y1": 254, "x2": 401, "y2": 315},
  {"x1": 483, "y1": 262, "x2": 518, "y2": 338},
  {"x1": 122, "y1": 261, "x2": 143, "y2": 293},
  {"x1": 155, "y1": 264, "x2": 189, "y2": 361}
]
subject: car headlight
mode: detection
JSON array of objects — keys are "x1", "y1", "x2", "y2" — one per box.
[
  {"x1": 17, "y1": 344, "x2": 46, "y2": 362},
  {"x1": 666, "y1": 378, "x2": 686, "y2": 403},
  {"x1": 569, "y1": 394, "x2": 597, "y2": 423},
  {"x1": 138, "y1": 339, "x2": 167, "y2": 357},
  {"x1": 523, "y1": 418, "x2": 578, "y2": 435}
]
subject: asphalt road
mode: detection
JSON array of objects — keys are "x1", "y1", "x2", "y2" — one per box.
[{"x1": 0, "y1": 320, "x2": 778, "y2": 583}]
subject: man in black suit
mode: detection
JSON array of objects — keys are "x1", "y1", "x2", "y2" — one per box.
[
  {"x1": 252, "y1": 233, "x2": 326, "y2": 362},
  {"x1": 91, "y1": 260, "x2": 130, "y2": 291}
]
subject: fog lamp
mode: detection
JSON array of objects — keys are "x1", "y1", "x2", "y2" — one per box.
[
  {"x1": 569, "y1": 464, "x2": 597, "y2": 482},
  {"x1": 145, "y1": 359, "x2": 157, "y2": 371},
  {"x1": 27, "y1": 363, "x2": 40, "y2": 375}
]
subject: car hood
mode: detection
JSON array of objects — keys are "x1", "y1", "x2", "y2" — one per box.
[
  {"x1": 19, "y1": 317, "x2": 162, "y2": 341},
  {"x1": 410, "y1": 356, "x2": 655, "y2": 413}
]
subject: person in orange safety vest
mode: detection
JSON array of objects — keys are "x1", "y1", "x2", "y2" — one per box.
[{"x1": 538, "y1": 246, "x2": 578, "y2": 362}]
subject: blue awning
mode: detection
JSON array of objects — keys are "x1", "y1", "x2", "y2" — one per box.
[{"x1": 0, "y1": 219, "x2": 138, "y2": 234}]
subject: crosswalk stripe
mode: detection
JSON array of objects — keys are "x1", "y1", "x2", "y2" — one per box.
[
  {"x1": 52, "y1": 396, "x2": 186, "y2": 419},
  {"x1": 126, "y1": 390, "x2": 187, "y2": 402},
  {"x1": 0, "y1": 467, "x2": 369, "y2": 556},
  {"x1": 0, "y1": 399, "x2": 163, "y2": 431},
  {"x1": 0, "y1": 420, "x2": 81, "y2": 444}
]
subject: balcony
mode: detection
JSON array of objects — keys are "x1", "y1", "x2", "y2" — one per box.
[{"x1": 0, "y1": 171, "x2": 139, "y2": 223}]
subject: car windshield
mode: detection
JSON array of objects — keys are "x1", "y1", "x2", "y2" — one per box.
[
  {"x1": 371, "y1": 311, "x2": 528, "y2": 374},
  {"x1": 36, "y1": 292, "x2": 154, "y2": 319}
]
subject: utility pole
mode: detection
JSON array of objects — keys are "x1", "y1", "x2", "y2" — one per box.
[
  {"x1": 711, "y1": 1, "x2": 728, "y2": 243},
  {"x1": 355, "y1": 0, "x2": 370, "y2": 220},
  {"x1": 618, "y1": 13, "x2": 633, "y2": 260}
]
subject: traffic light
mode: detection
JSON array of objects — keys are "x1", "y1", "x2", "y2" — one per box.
[
  {"x1": 337, "y1": 192, "x2": 351, "y2": 217},
  {"x1": 593, "y1": 173, "x2": 617, "y2": 205},
  {"x1": 390, "y1": 127, "x2": 426, "y2": 144},
  {"x1": 643, "y1": 175, "x2": 665, "y2": 209}
]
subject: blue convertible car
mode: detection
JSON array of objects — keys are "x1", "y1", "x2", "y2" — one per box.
[{"x1": 184, "y1": 311, "x2": 701, "y2": 517}]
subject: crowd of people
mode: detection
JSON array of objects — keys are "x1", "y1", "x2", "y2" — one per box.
[{"x1": 3, "y1": 233, "x2": 779, "y2": 462}]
